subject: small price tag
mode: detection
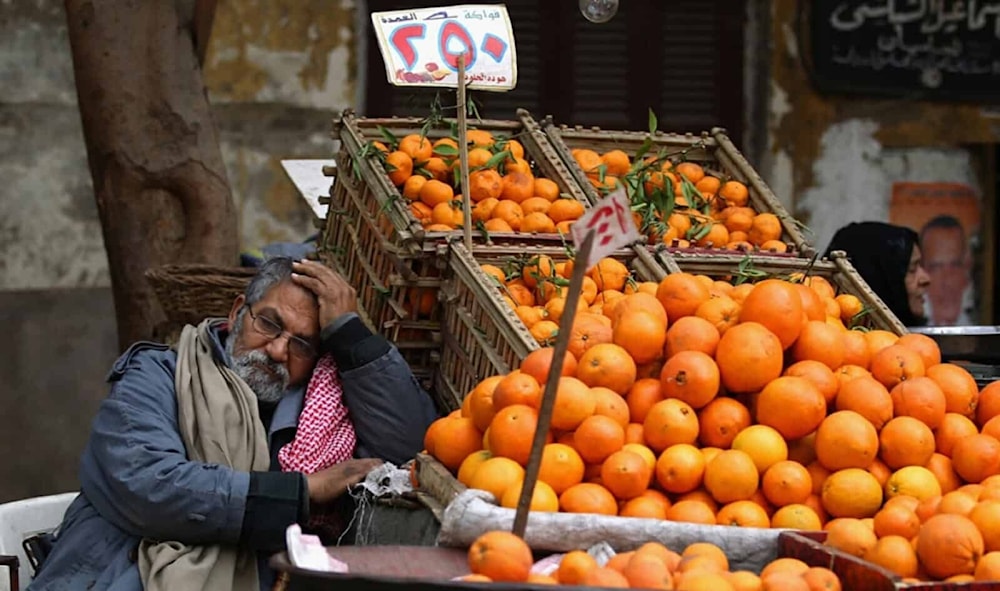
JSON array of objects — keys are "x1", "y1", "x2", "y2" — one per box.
[
  {"x1": 370, "y1": 5, "x2": 517, "y2": 91},
  {"x1": 571, "y1": 188, "x2": 641, "y2": 270}
]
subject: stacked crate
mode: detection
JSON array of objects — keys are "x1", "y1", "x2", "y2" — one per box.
[{"x1": 318, "y1": 109, "x2": 911, "y2": 414}]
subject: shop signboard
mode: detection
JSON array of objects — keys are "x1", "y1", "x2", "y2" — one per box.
[{"x1": 809, "y1": 1, "x2": 1000, "y2": 101}]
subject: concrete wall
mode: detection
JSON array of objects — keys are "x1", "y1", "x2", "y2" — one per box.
[
  {"x1": 0, "y1": 1, "x2": 107, "y2": 290},
  {"x1": 1, "y1": 0, "x2": 360, "y2": 292},
  {"x1": 0, "y1": 0, "x2": 360, "y2": 502},
  {"x1": 0, "y1": 288, "x2": 117, "y2": 502}
]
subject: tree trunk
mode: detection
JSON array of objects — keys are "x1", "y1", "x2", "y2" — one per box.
[{"x1": 65, "y1": 0, "x2": 238, "y2": 350}]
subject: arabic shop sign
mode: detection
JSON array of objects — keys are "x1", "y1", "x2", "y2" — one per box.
[
  {"x1": 809, "y1": 0, "x2": 1000, "y2": 102},
  {"x1": 371, "y1": 5, "x2": 517, "y2": 91}
]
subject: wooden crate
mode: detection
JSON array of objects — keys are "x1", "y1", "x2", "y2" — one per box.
[
  {"x1": 781, "y1": 531, "x2": 1000, "y2": 590},
  {"x1": 540, "y1": 117, "x2": 813, "y2": 257},
  {"x1": 778, "y1": 531, "x2": 905, "y2": 591},
  {"x1": 658, "y1": 248, "x2": 909, "y2": 335},
  {"x1": 319, "y1": 111, "x2": 594, "y2": 401},
  {"x1": 327, "y1": 109, "x2": 592, "y2": 255},
  {"x1": 413, "y1": 452, "x2": 466, "y2": 522},
  {"x1": 433, "y1": 242, "x2": 667, "y2": 412},
  {"x1": 412, "y1": 453, "x2": 915, "y2": 591},
  {"x1": 272, "y1": 533, "x2": 898, "y2": 591}
]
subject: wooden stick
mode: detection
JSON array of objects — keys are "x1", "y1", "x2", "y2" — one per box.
[
  {"x1": 456, "y1": 56, "x2": 473, "y2": 251},
  {"x1": 512, "y1": 232, "x2": 596, "y2": 538}
]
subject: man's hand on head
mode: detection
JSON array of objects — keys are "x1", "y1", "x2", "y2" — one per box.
[
  {"x1": 305, "y1": 458, "x2": 384, "y2": 505},
  {"x1": 291, "y1": 259, "x2": 359, "y2": 328}
]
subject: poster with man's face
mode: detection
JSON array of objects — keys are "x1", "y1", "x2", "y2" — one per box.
[{"x1": 889, "y1": 183, "x2": 980, "y2": 327}]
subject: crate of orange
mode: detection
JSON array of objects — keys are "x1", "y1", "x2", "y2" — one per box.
[
  {"x1": 539, "y1": 116, "x2": 813, "y2": 257},
  {"x1": 659, "y1": 248, "x2": 909, "y2": 335},
  {"x1": 320, "y1": 110, "x2": 594, "y2": 402},
  {"x1": 419, "y1": 254, "x2": 997, "y2": 530},
  {"x1": 327, "y1": 108, "x2": 592, "y2": 252},
  {"x1": 433, "y1": 241, "x2": 666, "y2": 413},
  {"x1": 792, "y1": 508, "x2": 1000, "y2": 588},
  {"x1": 806, "y1": 507, "x2": 1000, "y2": 588},
  {"x1": 269, "y1": 530, "x2": 877, "y2": 591}
]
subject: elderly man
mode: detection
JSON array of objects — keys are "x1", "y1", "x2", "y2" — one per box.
[{"x1": 28, "y1": 257, "x2": 437, "y2": 591}]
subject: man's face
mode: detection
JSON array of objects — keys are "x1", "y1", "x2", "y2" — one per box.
[
  {"x1": 922, "y1": 226, "x2": 970, "y2": 324},
  {"x1": 226, "y1": 280, "x2": 320, "y2": 403}
]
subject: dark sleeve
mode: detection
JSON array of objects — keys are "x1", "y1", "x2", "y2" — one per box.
[
  {"x1": 239, "y1": 472, "x2": 310, "y2": 552},
  {"x1": 320, "y1": 313, "x2": 390, "y2": 370},
  {"x1": 321, "y1": 314, "x2": 438, "y2": 465}
]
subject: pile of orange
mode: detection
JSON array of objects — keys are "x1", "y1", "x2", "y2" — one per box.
[
  {"x1": 372, "y1": 130, "x2": 586, "y2": 234},
  {"x1": 571, "y1": 148, "x2": 787, "y2": 252},
  {"x1": 479, "y1": 255, "x2": 649, "y2": 348},
  {"x1": 424, "y1": 266, "x2": 1000, "y2": 582},
  {"x1": 823, "y1": 472, "x2": 1000, "y2": 582},
  {"x1": 463, "y1": 531, "x2": 843, "y2": 591}
]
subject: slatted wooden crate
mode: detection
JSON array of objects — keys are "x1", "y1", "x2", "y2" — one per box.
[
  {"x1": 319, "y1": 110, "x2": 595, "y2": 396},
  {"x1": 271, "y1": 532, "x2": 901, "y2": 591},
  {"x1": 658, "y1": 248, "x2": 909, "y2": 335},
  {"x1": 539, "y1": 116, "x2": 813, "y2": 257},
  {"x1": 410, "y1": 453, "x2": 925, "y2": 591},
  {"x1": 434, "y1": 242, "x2": 667, "y2": 412}
]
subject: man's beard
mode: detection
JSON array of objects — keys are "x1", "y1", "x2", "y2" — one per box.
[{"x1": 226, "y1": 309, "x2": 289, "y2": 404}]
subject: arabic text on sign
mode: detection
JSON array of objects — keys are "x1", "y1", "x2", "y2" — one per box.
[
  {"x1": 829, "y1": 1, "x2": 1000, "y2": 39},
  {"x1": 819, "y1": 0, "x2": 1000, "y2": 90}
]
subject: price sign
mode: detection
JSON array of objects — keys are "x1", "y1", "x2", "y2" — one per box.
[
  {"x1": 571, "y1": 188, "x2": 641, "y2": 270},
  {"x1": 370, "y1": 4, "x2": 517, "y2": 91}
]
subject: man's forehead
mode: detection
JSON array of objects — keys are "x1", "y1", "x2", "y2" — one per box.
[
  {"x1": 923, "y1": 226, "x2": 964, "y2": 241},
  {"x1": 923, "y1": 227, "x2": 965, "y2": 251},
  {"x1": 257, "y1": 282, "x2": 320, "y2": 330}
]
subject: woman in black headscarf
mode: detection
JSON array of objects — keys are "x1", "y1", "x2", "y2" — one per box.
[{"x1": 824, "y1": 222, "x2": 931, "y2": 327}]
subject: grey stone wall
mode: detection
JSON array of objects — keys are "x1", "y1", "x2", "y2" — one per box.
[{"x1": 0, "y1": 0, "x2": 359, "y2": 502}]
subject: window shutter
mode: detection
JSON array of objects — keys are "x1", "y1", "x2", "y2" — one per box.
[
  {"x1": 472, "y1": 0, "x2": 542, "y2": 119},
  {"x1": 567, "y1": 8, "x2": 633, "y2": 129},
  {"x1": 363, "y1": 0, "x2": 744, "y2": 145},
  {"x1": 660, "y1": 1, "x2": 725, "y2": 132}
]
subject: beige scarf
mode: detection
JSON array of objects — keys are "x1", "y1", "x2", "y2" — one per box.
[{"x1": 139, "y1": 319, "x2": 270, "y2": 591}]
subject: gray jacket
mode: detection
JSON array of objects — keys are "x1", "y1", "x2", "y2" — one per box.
[{"x1": 27, "y1": 315, "x2": 437, "y2": 590}]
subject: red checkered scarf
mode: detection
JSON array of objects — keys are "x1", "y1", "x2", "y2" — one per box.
[
  {"x1": 279, "y1": 354, "x2": 357, "y2": 473},
  {"x1": 278, "y1": 354, "x2": 357, "y2": 540}
]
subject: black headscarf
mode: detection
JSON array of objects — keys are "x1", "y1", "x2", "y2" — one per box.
[{"x1": 824, "y1": 222, "x2": 925, "y2": 327}]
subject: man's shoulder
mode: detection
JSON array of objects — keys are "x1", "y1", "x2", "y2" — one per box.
[{"x1": 106, "y1": 340, "x2": 177, "y2": 383}]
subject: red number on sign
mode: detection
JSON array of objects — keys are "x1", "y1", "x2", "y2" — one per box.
[
  {"x1": 439, "y1": 21, "x2": 476, "y2": 71},
  {"x1": 390, "y1": 24, "x2": 427, "y2": 70},
  {"x1": 585, "y1": 199, "x2": 630, "y2": 247}
]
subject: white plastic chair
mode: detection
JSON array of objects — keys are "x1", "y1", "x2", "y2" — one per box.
[{"x1": 0, "y1": 493, "x2": 77, "y2": 591}]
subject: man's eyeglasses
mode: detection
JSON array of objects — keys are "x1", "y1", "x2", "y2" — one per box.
[{"x1": 243, "y1": 305, "x2": 318, "y2": 359}]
